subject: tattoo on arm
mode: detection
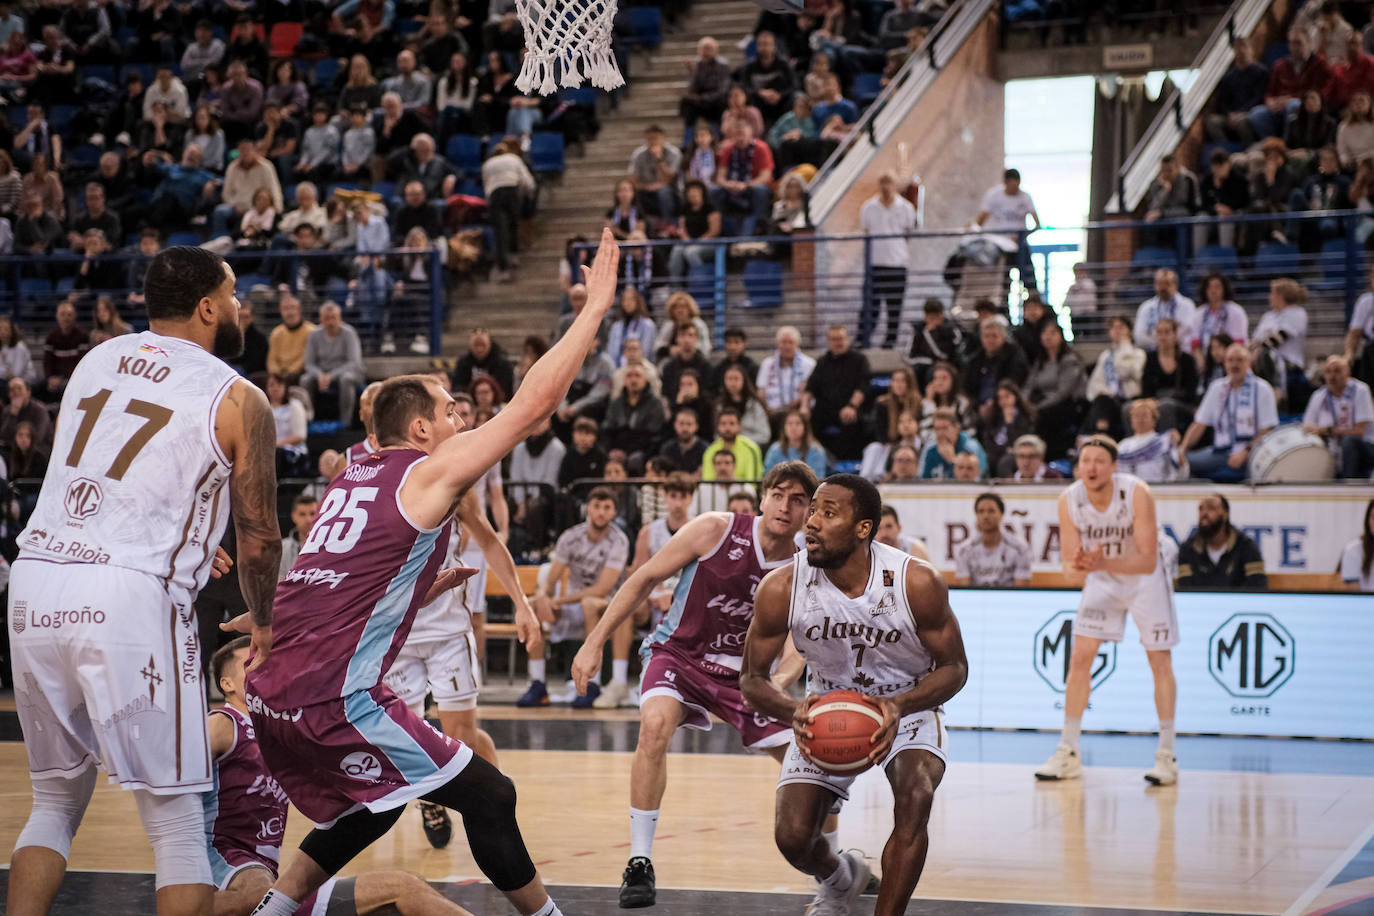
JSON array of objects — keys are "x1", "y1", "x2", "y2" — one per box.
[{"x1": 231, "y1": 385, "x2": 283, "y2": 628}]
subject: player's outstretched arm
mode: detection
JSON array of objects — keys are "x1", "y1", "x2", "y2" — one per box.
[
  {"x1": 408, "y1": 229, "x2": 620, "y2": 515},
  {"x1": 740, "y1": 564, "x2": 801, "y2": 724},
  {"x1": 219, "y1": 379, "x2": 282, "y2": 667},
  {"x1": 570, "y1": 512, "x2": 731, "y2": 694},
  {"x1": 456, "y1": 488, "x2": 538, "y2": 649}
]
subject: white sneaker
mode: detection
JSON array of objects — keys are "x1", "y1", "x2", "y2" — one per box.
[
  {"x1": 408, "y1": 334, "x2": 428, "y2": 355},
  {"x1": 379, "y1": 334, "x2": 397, "y2": 354},
  {"x1": 1144, "y1": 750, "x2": 1178, "y2": 786},
  {"x1": 803, "y1": 852, "x2": 870, "y2": 916},
  {"x1": 593, "y1": 680, "x2": 632, "y2": 708},
  {"x1": 1034, "y1": 743, "x2": 1083, "y2": 781}
]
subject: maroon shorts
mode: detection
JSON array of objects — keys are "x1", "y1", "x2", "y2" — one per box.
[
  {"x1": 248, "y1": 683, "x2": 472, "y2": 827},
  {"x1": 639, "y1": 649, "x2": 790, "y2": 749}
]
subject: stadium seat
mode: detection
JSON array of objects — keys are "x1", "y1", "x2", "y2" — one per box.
[
  {"x1": 1261, "y1": 41, "x2": 1289, "y2": 68},
  {"x1": 235, "y1": 273, "x2": 271, "y2": 294},
  {"x1": 742, "y1": 260, "x2": 783, "y2": 308},
  {"x1": 396, "y1": 17, "x2": 423, "y2": 35},
  {"x1": 82, "y1": 64, "x2": 116, "y2": 85},
  {"x1": 49, "y1": 105, "x2": 76, "y2": 134},
  {"x1": 627, "y1": 7, "x2": 662, "y2": 50},
  {"x1": 312, "y1": 57, "x2": 342, "y2": 89},
  {"x1": 1253, "y1": 240, "x2": 1300, "y2": 277},
  {"x1": 372, "y1": 181, "x2": 397, "y2": 203},
  {"x1": 853, "y1": 72, "x2": 883, "y2": 106},
  {"x1": 167, "y1": 231, "x2": 205, "y2": 247},
  {"x1": 269, "y1": 22, "x2": 304, "y2": 58},
  {"x1": 457, "y1": 178, "x2": 485, "y2": 199},
  {"x1": 1130, "y1": 246, "x2": 1176, "y2": 272},
  {"x1": 563, "y1": 87, "x2": 599, "y2": 109},
  {"x1": 121, "y1": 63, "x2": 156, "y2": 87},
  {"x1": 69, "y1": 144, "x2": 102, "y2": 167},
  {"x1": 529, "y1": 132, "x2": 564, "y2": 176},
  {"x1": 829, "y1": 459, "x2": 862, "y2": 475},
  {"x1": 686, "y1": 262, "x2": 715, "y2": 307},
  {"x1": 8, "y1": 107, "x2": 24, "y2": 134},
  {"x1": 55, "y1": 276, "x2": 76, "y2": 297},
  {"x1": 446, "y1": 134, "x2": 483, "y2": 174}
]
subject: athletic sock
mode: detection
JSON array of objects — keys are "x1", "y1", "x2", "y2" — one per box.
[
  {"x1": 528, "y1": 660, "x2": 546, "y2": 683},
  {"x1": 530, "y1": 898, "x2": 562, "y2": 916},
  {"x1": 1062, "y1": 716, "x2": 1082, "y2": 750},
  {"x1": 249, "y1": 889, "x2": 301, "y2": 916},
  {"x1": 612, "y1": 659, "x2": 629, "y2": 685},
  {"x1": 823, "y1": 828, "x2": 839, "y2": 855},
  {"x1": 820, "y1": 852, "x2": 854, "y2": 894},
  {"x1": 629, "y1": 807, "x2": 659, "y2": 859},
  {"x1": 1158, "y1": 720, "x2": 1176, "y2": 754}
]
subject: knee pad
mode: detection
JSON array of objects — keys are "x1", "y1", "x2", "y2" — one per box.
[
  {"x1": 15, "y1": 767, "x2": 97, "y2": 860},
  {"x1": 299, "y1": 805, "x2": 405, "y2": 878},
  {"x1": 132, "y1": 790, "x2": 213, "y2": 890}
]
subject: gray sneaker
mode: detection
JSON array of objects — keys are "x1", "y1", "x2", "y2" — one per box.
[{"x1": 803, "y1": 852, "x2": 871, "y2": 916}]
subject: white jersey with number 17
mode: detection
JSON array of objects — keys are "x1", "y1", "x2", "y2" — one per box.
[
  {"x1": 19, "y1": 332, "x2": 241, "y2": 594},
  {"x1": 1065, "y1": 472, "x2": 1147, "y2": 589}
]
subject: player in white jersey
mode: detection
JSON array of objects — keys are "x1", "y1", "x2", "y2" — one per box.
[
  {"x1": 7, "y1": 247, "x2": 283, "y2": 916},
  {"x1": 875, "y1": 505, "x2": 931, "y2": 561},
  {"x1": 1036, "y1": 434, "x2": 1181, "y2": 786},
  {"x1": 953, "y1": 493, "x2": 1032, "y2": 587},
  {"x1": 743, "y1": 474, "x2": 967, "y2": 916}
]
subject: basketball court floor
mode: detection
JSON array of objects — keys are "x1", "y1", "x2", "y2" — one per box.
[{"x1": 2, "y1": 704, "x2": 1373, "y2": 916}]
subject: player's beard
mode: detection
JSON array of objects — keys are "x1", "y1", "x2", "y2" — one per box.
[
  {"x1": 805, "y1": 539, "x2": 847, "y2": 570},
  {"x1": 213, "y1": 311, "x2": 245, "y2": 360}
]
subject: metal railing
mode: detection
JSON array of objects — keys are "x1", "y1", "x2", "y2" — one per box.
[{"x1": 0, "y1": 246, "x2": 447, "y2": 356}]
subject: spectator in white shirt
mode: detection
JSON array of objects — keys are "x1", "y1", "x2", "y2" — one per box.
[
  {"x1": 1181, "y1": 343, "x2": 1279, "y2": 481},
  {"x1": 1133, "y1": 268, "x2": 1197, "y2": 351},
  {"x1": 858, "y1": 170, "x2": 917, "y2": 349},
  {"x1": 1339, "y1": 498, "x2": 1374, "y2": 591},
  {"x1": 1117, "y1": 398, "x2": 1183, "y2": 481},
  {"x1": 1085, "y1": 315, "x2": 1146, "y2": 439},
  {"x1": 975, "y1": 167, "x2": 1040, "y2": 289},
  {"x1": 1188, "y1": 272, "x2": 1249, "y2": 365},
  {"x1": 142, "y1": 64, "x2": 191, "y2": 123},
  {"x1": 1253, "y1": 277, "x2": 1312, "y2": 408},
  {"x1": 1344, "y1": 265, "x2": 1374, "y2": 367},
  {"x1": 954, "y1": 492, "x2": 1032, "y2": 586},
  {"x1": 756, "y1": 324, "x2": 816, "y2": 422},
  {"x1": 1303, "y1": 354, "x2": 1374, "y2": 478}
]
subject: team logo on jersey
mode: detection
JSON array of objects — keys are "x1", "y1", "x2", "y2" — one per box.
[
  {"x1": 141, "y1": 655, "x2": 163, "y2": 703},
  {"x1": 340, "y1": 752, "x2": 383, "y2": 781},
  {"x1": 1033, "y1": 611, "x2": 1115, "y2": 693},
  {"x1": 1208, "y1": 613, "x2": 1295, "y2": 698},
  {"x1": 853, "y1": 671, "x2": 876, "y2": 688},
  {"x1": 10, "y1": 600, "x2": 24, "y2": 633},
  {"x1": 870, "y1": 591, "x2": 897, "y2": 617},
  {"x1": 138, "y1": 343, "x2": 170, "y2": 358},
  {"x1": 282, "y1": 567, "x2": 350, "y2": 589},
  {"x1": 728, "y1": 546, "x2": 746, "y2": 561},
  {"x1": 64, "y1": 478, "x2": 104, "y2": 521},
  {"x1": 882, "y1": 569, "x2": 894, "y2": 587}
]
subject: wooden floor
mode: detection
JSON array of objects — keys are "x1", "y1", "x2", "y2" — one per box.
[{"x1": 4, "y1": 734, "x2": 1374, "y2": 916}]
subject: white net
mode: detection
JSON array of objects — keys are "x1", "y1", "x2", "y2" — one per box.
[{"x1": 515, "y1": 0, "x2": 626, "y2": 94}]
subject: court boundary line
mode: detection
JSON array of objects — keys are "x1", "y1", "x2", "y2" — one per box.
[{"x1": 1282, "y1": 816, "x2": 1374, "y2": 916}]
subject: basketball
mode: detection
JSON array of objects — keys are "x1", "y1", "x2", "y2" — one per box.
[{"x1": 800, "y1": 690, "x2": 886, "y2": 775}]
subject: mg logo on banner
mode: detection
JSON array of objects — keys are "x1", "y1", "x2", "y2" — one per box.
[
  {"x1": 1033, "y1": 610, "x2": 1116, "y2": 693},
  {"x1": 1209, "y1": 613, "x2": 1295, "y2": 698}
]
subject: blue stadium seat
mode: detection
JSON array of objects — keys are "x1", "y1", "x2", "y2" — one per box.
[
  {"x1": 235, "y1": 273, "x2": 271, "y2": 294},
  {"x1": 396, "y1": 17, "x2": 423, "y2": 34},
  {"x1": 372, "y1": 181, "x2": 397, "y2": 202},
  {"x1": 69, "y1": 144, "x2": 102, "y2": 167},
  {"x1": 562, "y1": 87, "x2": 599, "y2": 109},
  {"x1": 853, "y1": 72, "x2": 882, "y2": 106},
  {"x1": 457, "y1": 178, "x2": 484, "y2": 199},
  {"x1": 446, "y1": 134, "x2": 483, "y2": 174},
  {"x1": 55, "y1": 276, "x2": 76, "y2": 297},
  {"x1": 1130, "y1": 246, "x2": 1176, "y2": 272},
  {"x1": 312, "y1": 57, "x2": 342, "y2": 89},
  {"x1": 686, "y1": 262, "x2": 715, "y2": 306},
  {"x1": 1262, "y1": 41, "x2": 1289, "y2": 68},
  {"x1": 1254, "y1": 240, "x2": 1300, "y2": 276},
  {"x1": 121, "y1": 63, "x2": 156, "y2": 87},
  {"x1": 529, "y1": 132, "x2": 564, "y2": 175},
  {"x1": 1316, "y1": 238, "x2": 1362, "y2": 289},
  {"x1": 167, "y1": 231, "x2": 205, "y2": 247},
  {"x1": 742, "y1": 260, "x2": 783, "y2": 308},
  {"x1": 49, "y1": 105, "x2": 77, "y2": 133},
  {"x1": 829, "y1": 459, "x2": 862, "y2": 475},
  {"x1": 8, "y1": 106, "x2": 25, "y2": 134},
  {"x1": 82, "y1": 64, "x2": 116, "y2": 85},
  {"x1": 308, "y1": 420, "x2": 345, "y2": 436},
  {"x1": 627, "y1": 7, "x2": 661, "y2": 49}
]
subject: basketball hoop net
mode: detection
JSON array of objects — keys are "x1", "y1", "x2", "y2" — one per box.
[{"x1": 515, "y1": 0, "x2": 626, "y2": 94}]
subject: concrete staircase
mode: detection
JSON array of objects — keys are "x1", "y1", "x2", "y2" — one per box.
[{"x1": 441, "y1": 0, "x2": 762, "y2": 356}]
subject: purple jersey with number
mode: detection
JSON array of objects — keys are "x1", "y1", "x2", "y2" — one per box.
[
  {"x1": 203, "y1": 706, "x2": 288, "y2": 883},
  {"x1": 640, "y1": 513, "x2": 790, "y2": 677},
  {"x1": 247, "y1": 449, "x2": 452, "y2": 709},
  {"x1": 346, "y1": 438, "x2": 377, "y2": 466}
]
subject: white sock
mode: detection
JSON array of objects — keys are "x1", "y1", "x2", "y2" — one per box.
[
  {"x1": 629, "y1": 807, "x2": 659, "y2": 859},
  {"x1": 1062, "y1": 716, "x2": 1082, "y2": 750},
  {"x1": 820, "y1": 853, "x2": 854, "y2": 894},
  {"x1": 612, "y1": 659, "x2": 629, "y2": 685},
  {"x1": 528, "y1": 660, "x2": 546, "y2": 683},
  {"x1": 1158, "y1": 720, "x2": 1175, "y2": 753},
  {"x1": 823, "y1": 828, "x2": 839, "y2": 855},
  {"x1": 250, "y1": 889, "x2": 301, "y2": 916},
  {"x1": 530, "y1": 898, "x2": 562, "y2": 916}
]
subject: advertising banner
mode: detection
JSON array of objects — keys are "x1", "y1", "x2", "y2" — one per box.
[
  {"x1": 882, "y1": 482, "x2": 1372, "y2": 576},
  {"x1": 944, "y1": 589, "x2": 1374, "y2": 738}
]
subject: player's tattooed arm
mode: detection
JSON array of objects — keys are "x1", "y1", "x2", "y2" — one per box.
[
  {"x1": 889, "y1": 562, "x2": 967, "y2": 719},
  {"x1": 740, "y1": 564, "x2": 801, "y2": 725},
  {"x1": 226, "y1": 380, "x2": 283, "y2": 629}
]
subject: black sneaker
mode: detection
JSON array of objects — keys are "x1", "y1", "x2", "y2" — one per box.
[
  {"x1": 619, "y1": 856, "x2": 655, "y2": 908},
  {"x1": 419, "y1": 801, "x2": 452, "y2": 849}
]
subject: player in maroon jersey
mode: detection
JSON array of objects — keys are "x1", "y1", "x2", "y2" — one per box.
[
  {"x1": 228, "y1": 229, "x2": 620, "y2": 916},
  {"x1": 205, "y1": 638, "x2": 476, "y2": 916}
]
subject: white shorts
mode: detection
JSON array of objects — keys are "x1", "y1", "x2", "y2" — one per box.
[
  {"x1": 1073, "y1": 566, "x2": 1180, "y2": 650},
  {"x1": 9, "y1": 558, "x2": 211, "y2": 794},
  {"x1": 383, "y1": 633, "x2": 481, "y2": 713},
  {"x1": 458, "y1": 547, "x2": 488, "y2": 621},
  {"x1": 777, "y1": 708, "x2": 948, "y2": 802}
]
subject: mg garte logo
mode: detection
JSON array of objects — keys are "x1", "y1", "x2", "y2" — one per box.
[
  {"x1": 340, "y1": 752, "x2": 383, "y2": 781},
  {"x1": 1209, "y1": 613, "x2": 1295, "y2": 698},
  {"x1": 1033, "y1": 610, "x2": 1115, "y2": 693},
  {"x1": 64, "y1": 478, "x2": 103, "y2": 520}
]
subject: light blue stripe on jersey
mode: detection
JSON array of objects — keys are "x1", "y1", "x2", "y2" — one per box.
[
  {"x1": 639, "y1": 559, "x2": 699, "y2": 662},
  {"x1": 343, "y1": 528, "x2": 443, "y2": 696},
  {"x1": 200, "y1": 773, "x2": 234, "y2": 888},
  {"x1": 342, "y1": 690, "x2": 439, "y2": 784}
]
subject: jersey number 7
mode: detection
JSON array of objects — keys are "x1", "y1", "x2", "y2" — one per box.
[{"x1": 65, "y1": 388, "x2": 174, "y2": 481}]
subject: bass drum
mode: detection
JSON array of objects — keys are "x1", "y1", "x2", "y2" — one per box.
[{"x1": 1247, "y1": 425, "x2": 1334, "y2": 482}]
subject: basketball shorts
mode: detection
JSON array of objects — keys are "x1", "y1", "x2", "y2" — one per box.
[
  {"x1": 210, "y1": 844, "x2": 280, "y2": 893},
  {"x1": 1073, "y1": 565, "x2": 1180, "y2": 650},
  {"x1": 9, "y1": 558, "x2": 211, "y2": 794},
  {"x1": 777, "y1": 708, "x2": 948, "y2": 802},
  {"x1": 248, "y1": 683, "x2": 473, "y2": 827},
  {"x1": 383, "y1": 633, "x2": 481, "y2": 714},
  {"x1": 640, "y1": 649, "x2": 790, "y2": 749},
  {"x1": 458, "y1": 547, "x2": 488, "y2": 620}
]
